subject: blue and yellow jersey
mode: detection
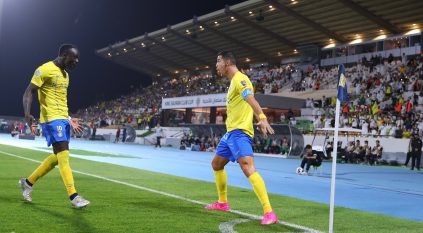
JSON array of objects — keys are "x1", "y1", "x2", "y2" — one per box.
[
  {"x1": 30, "y1": 61, "x2": 69, "y2": 123},
  {"x1": 226, "y1": 71, "x2": 254, "y2": 137}
]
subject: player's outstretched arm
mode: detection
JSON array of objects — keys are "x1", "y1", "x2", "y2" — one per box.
[
  {"x1": 23, "y1": 83, "x2": 38, "y2": 134},
  {"x1": 244, "y1": 95, "x2": 275, "y2": 139},
  {"x1": 69, "y1": 117, "x2": 83, "y2": 134}
]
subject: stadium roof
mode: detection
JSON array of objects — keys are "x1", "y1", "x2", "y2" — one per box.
[{"x1": 96, "y1": 0, "x2": 423, "y2": 77}]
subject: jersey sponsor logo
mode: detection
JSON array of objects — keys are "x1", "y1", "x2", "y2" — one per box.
[{"x1": 51, "y1": 82, "x2": 68, "y2": 89}]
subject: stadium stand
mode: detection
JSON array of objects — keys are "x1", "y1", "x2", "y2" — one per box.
[{"x1": 71, "y1": 0, "x2": 423, "y2": 164}]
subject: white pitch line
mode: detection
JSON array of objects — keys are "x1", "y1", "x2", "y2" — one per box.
[
  {"x1": 219, "y1": 218, "x2": 307, "y2": 233},
  {"x1": 0, "y1": 150, "x2": 324, "y2": 233},
  {"x1": 219, "y1": 219, "x2": 251, "y2": 233}
]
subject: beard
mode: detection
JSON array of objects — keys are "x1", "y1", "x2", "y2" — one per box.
[{"x1": 217, "y1": 68, "x2": 225, "y2": 77}]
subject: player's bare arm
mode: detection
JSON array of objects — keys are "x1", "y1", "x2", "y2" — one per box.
[
  {"x1": 23, "y1": 83, "x2": 39, "y2": 133},
  {"x1": 244, "y1": 94, "x2": 274, "y2": 139}
]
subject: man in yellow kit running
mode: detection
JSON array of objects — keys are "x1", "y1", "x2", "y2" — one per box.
[
  {"x1": 205, "y1": 51, "x2": 278, "y2": 224},
  {"x1": 19, "y1": 44, "x2": 90, "y2": 208}
]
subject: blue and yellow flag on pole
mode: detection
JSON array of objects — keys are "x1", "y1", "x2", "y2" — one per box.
[{"x1": 337, "y1": 64, "x2": 348, "y2": 102}]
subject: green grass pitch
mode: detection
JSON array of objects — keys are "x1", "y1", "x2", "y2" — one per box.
[{"x1": 1, "y1": 144, "x2": 422, "y2": 233}]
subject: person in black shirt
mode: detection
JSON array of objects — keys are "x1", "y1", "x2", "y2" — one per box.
[
  {"x1": 410, "y1": 133, "x2": 422, "y2": 171},
  {"x1": 122, "y1": 127, "x2": 127, "y2": 143},
  {"x1": 114, "y1": 126, "x2": 120, "y2": 143},
  {"x1": 298, "y1": 144, "x2": 322, "y2": 175}
]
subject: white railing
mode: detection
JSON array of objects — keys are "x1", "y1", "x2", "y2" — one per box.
[{"x1": 321, "y1": 45, "x2": 421, "y2": 66}]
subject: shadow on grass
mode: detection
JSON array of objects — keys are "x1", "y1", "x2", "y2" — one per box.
[{"x1": 26, "y1": 202, "x2": 94, "y2": 232}]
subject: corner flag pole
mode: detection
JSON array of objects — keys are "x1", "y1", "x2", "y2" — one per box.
[
  {"x1": 329, "y1": 98, "x2": 340, "y2": 233},
  {"x1": 329, "y1": 64, "x2": 347, "y2": 233}
]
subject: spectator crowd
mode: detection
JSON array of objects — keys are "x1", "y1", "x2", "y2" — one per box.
[
  {"x1": 73, "y1": 50, "x2": 423, "y2": 161},
  {"x1": 75, "y1": 63, "x2": 300, "y2": 129},
  {"x1": 305, "y1": 54, "x2": 423, "y2": 139}
]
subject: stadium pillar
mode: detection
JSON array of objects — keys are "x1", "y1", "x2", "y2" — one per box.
[
  {"x1": 210, "y1": 107, "x2": 217, "y2": 124},
  {"x1": 162, "y1": 110, "x2": 169, "y2": 126},
  {"x1": 185, "y1": 108, "x2": 192, "y2": 123}
]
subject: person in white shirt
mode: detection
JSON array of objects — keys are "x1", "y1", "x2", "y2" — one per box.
[
  {"x1": 324, "y1": 117, "x2": 332, "y2": 128},
  {"x1": 396, "y1": 117, "x2": 404, "y2": 129},
  {"x1": 339, "y1": 114, "x2": 346, "y2": 128},
  {"x1": 216, "y1": 114, "x2": 224, "y2": 124},
  {"x1": 290, "y1": 117, "x2": 297, "y2": 126},
  {"x1": 352, "y1": 118, "x2": 358, "y2": 128},
  {"x1": 380, "y1": 124, "x2": 388, "y2": 137},
  {"x1": 389, "y1": 124, "x2": 397, "y2": 137},
  {"x1": 355, "y1": 82, "x2": 361, "y2": 96},
  {"x1": 305, "y1": 98, "x2": 312, "y2": 108},
  {"x1": 313, "y1": 116, "x2": 321, "y2": 129},
  {"x1": 280, "y1": 113, "x2": 286, "y2": 123},
  {"x1": 342, "y1": 116, "x2": 349, "y2": 128},
  {"x1": 154, "y1": 124, "x2": 163, "y2": 148},
  {"x1": 371, "y1": 128, "x2": 378, "y2": 136},
  {"x1": 418, "y1": 120, "x2": 423, "y2": 136},
  {"x1": 361, "y1": 120, "x2": 369, "y2": 135}
]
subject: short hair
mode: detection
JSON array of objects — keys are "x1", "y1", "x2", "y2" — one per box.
[
  {"x1": 59, "y1": 44, "x2": 78, "y2": 56},
  {"x1": 305, "y1": 144, "x2": 312, "y2": 149},
  {"x1": 217, "y1": 51, "x2": 237, "y2": 65}
]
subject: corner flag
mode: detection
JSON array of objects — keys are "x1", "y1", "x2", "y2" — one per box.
[
  {"x1": 337, "y1": 64, "x2": 348, "y2": 102},
  {"x1": 329, "y1": 63, "x2": 347, "y2": 233}
]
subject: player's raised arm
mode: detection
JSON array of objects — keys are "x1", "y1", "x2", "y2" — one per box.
[
  {"x1": 22, "y1": 83, "x2": 39, "y2": 129},
  {"x1": 244, "y1": 95, "x2": 274, "y2": 139}
]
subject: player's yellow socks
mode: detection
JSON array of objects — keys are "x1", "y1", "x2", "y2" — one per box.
[
  {"x1": 248, "y1": 172, "x2": 272, "y2": 213},
  {"x1": 214, "y1": 169, "x2": 228, "y2": 203},
  {"x1": 27, "y1": 154, "x2": 58, "y2": 184},
  {"x1": 57, "y1": 150, "x2": 77, "y2": 196}
]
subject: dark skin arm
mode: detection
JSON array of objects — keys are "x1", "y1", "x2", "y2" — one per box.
[
  {"x1": 23, "y1": 82, "x2": 82, "y2": 135},
  {"x1": 23, "y1": 83, "x2": 39, "y2": 133}
]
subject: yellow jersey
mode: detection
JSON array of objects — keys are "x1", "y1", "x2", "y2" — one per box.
[
  {"x1": 226, "y1": 71, "x2": 254, "y2": 137},
  {"x1": 30, "y1": 61, "x2": 69, "y2": 123}
]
